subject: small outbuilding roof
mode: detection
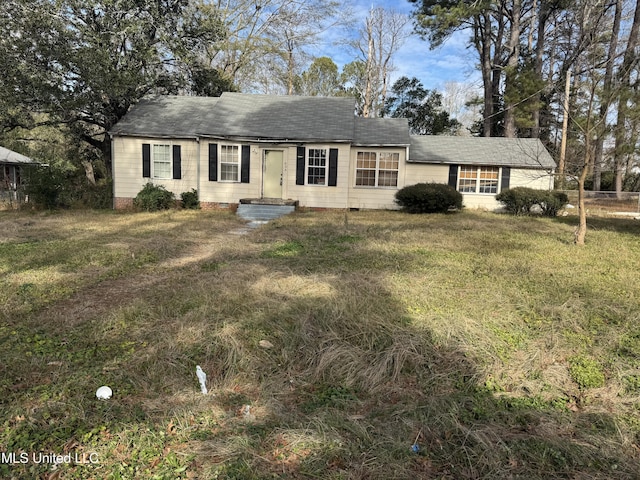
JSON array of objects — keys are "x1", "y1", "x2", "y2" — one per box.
[
  {"x1": 0, "y1": 146, "x2": 35, "y2": 164},
  {"x1": 110, "y1": 92, "x2": 357, "y2": 143},
  {"x1": 409, "y1": 136, "x2": 556, "y2": 169}
]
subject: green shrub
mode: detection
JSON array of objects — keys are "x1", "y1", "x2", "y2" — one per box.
[
  {"x1": 24, "y1": 164, "x2": 73, "y2": 209},
  {"x1": 395, "y1": 183, "x2": 463, "y2": 213},
  {"x1": 180, "y1": 189, "x2": 200, "y2": 209},
  {"x1": 539, "y1": 191, "x2": 569, "y2": 217},
  {"x1": 133, "y1": 183, "x2": 175, "y2": 211},
  {"x1": 496, "y1": 187, "x2": 568, "y2": 217},
  {"x1": 23, "y1": 162, "x2": 113, "y2": 210},
  {"x1": 495, "y1": 187, "x2": 538, "y2": 215},
  {"x1": 569, "y1": 356, "x2": 605, "y2": 389}
]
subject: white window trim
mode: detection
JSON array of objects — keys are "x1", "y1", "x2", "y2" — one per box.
[
  {"x1": 306, "y1": 147, "x2": 328, "y2": 186},
  {"x1": 219, "y1": 143, "x2": 241, "y2": 183},
  {"x1": 354, "y1": 150, "x2": 400, "y2": 188},
  {"x1": 152, "y1": 143, "x2": 172, "y2": 180},
  {"x1": 457, "y1": 166, "x2": 501, "y2": 194}
]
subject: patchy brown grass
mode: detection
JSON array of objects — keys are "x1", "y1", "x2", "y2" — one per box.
[{"x1": 1, "y1": 208, "x2": 640, "y2": 479}]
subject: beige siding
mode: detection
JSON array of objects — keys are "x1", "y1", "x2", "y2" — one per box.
[
  {"x1": 347, "y1": 147, "x2": 409, "y2": 210},
  {"x1": 113, "y1": 137, "x2": 199, "y2": 200},
  {"x1": 404, "y1": 163, "x2": 450, "y2": 184},
  {"x1": 113, "y1": 135, "x2": 555, "y2": 211},
  {"x1": 401, "y1": 164, "x2": 555, "y2": 211},
  {"x1": 198, "y1": 142, "x2": 261, "y2": 204},
  {"x1": 286, "y1": 144, "x2": 351, "y2": 209},
  {"x1": 510, "y1": 168, "x2": 554, "y2": 190}
]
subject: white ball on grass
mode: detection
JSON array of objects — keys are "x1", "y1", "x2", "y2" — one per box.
[{"x1": 96, "y1": 385, "x2": 113, "y2": 400}]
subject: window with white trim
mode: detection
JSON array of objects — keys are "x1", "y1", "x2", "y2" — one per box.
[
  {"x1": 153, "y1": 144, "x2": 171, "y2": 179},
  {"x1": 458, "y1": 166, "x2": 499, "y2": 194},
  {"x1": 220, "y1": 144, "x2": 240, "y2": 182},
  {"x1": 307, "y1": 148, "x2": 327, "y2": 185},
  {"x1": 355, "y1": 151, "x2": 399, "y2": 187}
]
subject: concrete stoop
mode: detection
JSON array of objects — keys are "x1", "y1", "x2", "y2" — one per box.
[{"x1": 232, "y1": 199, "x2": 297, "y2": 234}]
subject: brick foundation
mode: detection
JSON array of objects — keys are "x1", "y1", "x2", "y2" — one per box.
[
  {"x1": 114, "y1": 197, "x2": 240, "y2": 212},
  {"x1": 113, "y1": 197, "x2": 134, "y2": 210},
  {"x1": 200, "y1": 202, "x2": 238, "y2": 212}
]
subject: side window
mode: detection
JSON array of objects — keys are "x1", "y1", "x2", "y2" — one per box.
[
  {"x1": 152, "y1": 144, "x2": 171, "y2": 179},
  {"x1": 220, "y1": 144, "x2": 240, "y2": 182},
  {"x1": 307, "y1": 148, "x2": 327, "y2": 185}
]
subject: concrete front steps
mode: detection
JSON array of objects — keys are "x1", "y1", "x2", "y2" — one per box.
[{"x1": 233, "y1": 199, "x2": 298, "y2": 233}]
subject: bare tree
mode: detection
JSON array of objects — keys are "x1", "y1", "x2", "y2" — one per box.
[
  {"x1": 262, "y1": 0, "x2": 341, "y2": 95},
  {"x1": 442, "y1": 81, "x2": 481, "y2": 133},
  {"x1": 206, "y1": 0, "x2": 341, "y2": 92},
  {"x1": 353, "y1": 7, "x2": 410, "y2": 117}
]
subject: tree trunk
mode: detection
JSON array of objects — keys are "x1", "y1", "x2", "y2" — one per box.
[
  {"x1": 492, "y1": 9, "x2": 506, "y2": 136},
  {"x1": 614, "y1": 0, "x2": 640, "y2": 198},
  {"x1": 287, "y1": 47, "x2": 295, "y2": 95},
  {"x1": 575, "y1": 122, "x2": 592, "y2": 246},
  {"x1": 476, "y1": 13, "x2": 494, "y2": 137},
  {"x1": 531, "y1": 1, "x2": 550, "y2": 139},
  {"x1": 504, "y1": 0, "x2": 521, "y2": 138},
  {"x1": 363, "y1": 17, "x2": 374, "y2": 118},
  {"x1": 575, "y1": 163, "x2": 588, "y2": 245},
  {"x1": 593, "y1": 0, "x2": 621, "y2": 191},
  {"x1": 82, "y1": 160, "x2": 96, "y2": 186}
]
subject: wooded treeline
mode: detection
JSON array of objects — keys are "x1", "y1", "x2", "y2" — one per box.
[
  {"x1": 411, "y1": 0, "x2": 640, "y2": 195},
  {"x1": 1, "y1": 0, "x2": 639, "y2": 198}
]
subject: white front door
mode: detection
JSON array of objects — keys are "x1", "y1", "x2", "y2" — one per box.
[{"x1": 263, "y1": 150, "x2": 283, "y2": 198}]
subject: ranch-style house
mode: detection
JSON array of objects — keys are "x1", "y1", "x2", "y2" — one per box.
[{"x1": 109, "y1": 92, "x2": 556, "y2": 211}]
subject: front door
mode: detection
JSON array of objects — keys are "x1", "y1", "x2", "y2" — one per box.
[{"x1": 263, "y1": 150, "x2": 283, "y2": 198}]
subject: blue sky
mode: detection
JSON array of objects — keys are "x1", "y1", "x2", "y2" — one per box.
[{"x1": 310, "y1": 0, "x2": 482, "y2": 94}]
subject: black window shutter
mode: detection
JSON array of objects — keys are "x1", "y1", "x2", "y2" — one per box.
[
  {"x1": 448, "y1": 165, "x2": 458, "y2": 189},
  {"x1": 241, "y1": 145, "x2": 250, "y2": 183},
  {"x1": 295, "y1": 146, "x2": 305, "y2": 185},
  {"x1": 142, "y1": 143, "x2": 151, "y2": 178},
  {"x1": 328, "y1": 148, "x2": 338, "y2": 186},
  {"x1": 172, "y1": 145, "x2": 182, "y2": 179},
  {"x1": 501, "y1": 167, "x2": 511, "y2": 191},
  {"x1": 208, "y1": 143, "x2": 218, "y2": 181}
]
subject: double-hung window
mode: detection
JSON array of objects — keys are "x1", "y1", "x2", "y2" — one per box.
[
  {"x1": 458, "y1": 166, "x2": 499, "y2": 194},
  {"x1": 307, "y1": 148, "x2": 327, "y2": 185},
  {"x1": 355, "y1": 151, "x2": 399, "y2": 187},
  {"x1": 220, "y1": 144, "x2": 240, "y2": 182},
  {"x1": 153, "y1": 144, "x2": 171, "y2": 179}
]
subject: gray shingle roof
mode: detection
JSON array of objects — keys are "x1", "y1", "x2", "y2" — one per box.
[
  {"x1": 110, "y1": 93, "x2": 357, "y2": 142},
  {"x1": 109, "y1": 96, "x2": 220, "y2": 138},
  {"x1": 202, "y1": 93, "x2": 356, "y2": 142},
  {"x1": 109, "y1": 94, "x2": 556, "y2": 170},
  {"x1": 409, "y1": 136, "x2": 556, "y2": 169},
  {"x1": 353, "y1": 117, "x2": 410, "y2": 146}
]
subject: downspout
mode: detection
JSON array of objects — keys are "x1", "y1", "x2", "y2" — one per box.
[
  {"x1": 345, "y1": 146, "x2": 350, "y2": 210},
  {"x1": 109, "y1": 133, "x2": 115, "y2": 209},
  {"x1": 404, "y1": 144, "x2": 409, "y2": 185},
  {"x1": 196, "y1": 137, "x2": 201, "y2": 201}
]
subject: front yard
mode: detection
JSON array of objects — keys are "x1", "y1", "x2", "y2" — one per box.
[{"x1": 1, "y1": 208, "x2": 639, "y2": 478}]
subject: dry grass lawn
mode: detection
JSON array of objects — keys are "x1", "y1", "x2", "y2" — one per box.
[{"x1": 1, "y1": 207, "x2": 640, "y2": 479}]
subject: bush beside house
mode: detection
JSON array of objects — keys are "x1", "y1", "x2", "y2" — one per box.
[
  {"x1": 133, "y1": 183, "x2": 176, "y2": 211},
  {"x1": 395, "y1": 183, "x2": 463, "y2": 213},
  {"x1": 496, "y1": 187, "x2": 568, "y2": 217}
]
